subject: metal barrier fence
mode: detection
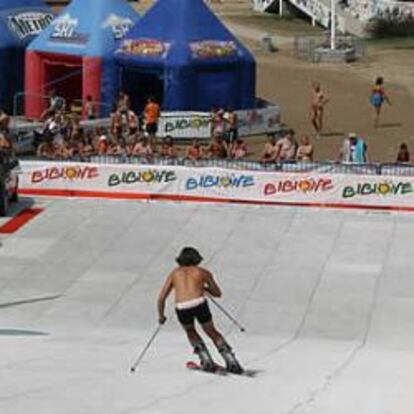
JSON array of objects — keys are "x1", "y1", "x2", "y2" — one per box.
[
  {"x1": 25, "y1": 155, "x2": 414, "y2": 177},
  {"x1": 293, "y1": 34, "x2": 367, "y2": 62},
  {"x1": 13, "y1": 92, "x2": 113, "y2": 119}
]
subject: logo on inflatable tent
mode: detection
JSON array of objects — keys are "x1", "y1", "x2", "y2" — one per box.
[
  {"x1": 49, "y1": 13, "x2": 89, "y2": 45},
  {"x1": 118, "y1": 39, "x2": 170, "y2": 57},
  {"x1": 102, "y1": 14, "x2": 134, "y2": 40},
  {"x1": 189, "y1": 41, "x2": 238, "y2": 59},
  {"x1": 8, "y1": 11, "x2": 54, "y2": 40}
]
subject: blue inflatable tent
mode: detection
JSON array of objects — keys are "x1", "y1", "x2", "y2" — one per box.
[
  {"x1": 0, "y1": 0, "x2": 53, "y2": 113},
  {"x1": 115, "y1": 0, "x2": 256, "y2": 112},
  {"x1": 25, "y1": 0, "x2": 139, "y2": 119}
]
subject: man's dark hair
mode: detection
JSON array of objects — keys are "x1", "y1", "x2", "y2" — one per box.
[{"x1": 176, "y1": 247, "x2": 203, "y2": 266}]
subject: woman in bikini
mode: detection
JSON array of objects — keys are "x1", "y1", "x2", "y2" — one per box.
[
  {"x1": 370, "y1": 76, "x2": 391, "y2": 128},
  {"x1": 185, "y1": 139, "x2": 204, "y2": 161},
  {"x1": 296, "y1": 135, "x2": 314, "y2": 162}
]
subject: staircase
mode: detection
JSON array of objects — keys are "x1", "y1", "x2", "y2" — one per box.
[{"x1": 253, "y1": 0, "x2": 367, "y2": 37}]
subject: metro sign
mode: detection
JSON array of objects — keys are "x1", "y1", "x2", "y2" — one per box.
[{"x1": 8, "y1": 12, "x2": 54, "y2": 40}]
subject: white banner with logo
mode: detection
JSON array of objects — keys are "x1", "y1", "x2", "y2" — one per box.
[
  {"x1": 157, "y1": 104, "x2": 281, "y2": 139},
  {"x1": 18, "y1": 161, "x2": 414, "y2": 211}
]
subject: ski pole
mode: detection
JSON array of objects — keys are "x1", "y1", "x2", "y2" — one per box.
[
  {"x1": 208, "y1": 296, "x2": 246, "y2": 332},
  {"x1": 130, "y1": 323, "x2": 163, "y2": 373}
]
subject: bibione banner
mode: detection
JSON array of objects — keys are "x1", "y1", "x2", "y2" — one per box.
[{"x1": 18, "y1": 161, "x2": 414, "y2": 212}]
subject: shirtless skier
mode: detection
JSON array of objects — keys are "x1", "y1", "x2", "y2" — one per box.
[{"x1": 157, "y1": 247, "x2": 243, "y2": 374}]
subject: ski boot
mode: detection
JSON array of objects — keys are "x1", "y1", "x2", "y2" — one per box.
[
  {"x1": 218, "y1": 342, "x2": 243, "y2": 374},
  {"x1": 193, "y1": 341, "x2": 215, "y2": 372}
]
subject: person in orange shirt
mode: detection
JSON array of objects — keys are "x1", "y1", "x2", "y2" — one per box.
[{"x1": 144, "y1": 97, "x2": 161, "y2": 145}]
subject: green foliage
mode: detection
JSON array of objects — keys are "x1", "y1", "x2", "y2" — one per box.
[{"x1": 367, "y1": 15, "x2": 414, "y2": 38}]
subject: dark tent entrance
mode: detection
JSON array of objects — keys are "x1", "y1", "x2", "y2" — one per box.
[
  {"x1": 43, "y1": 57, "x2": 83, "y2": 109},
  {"x1": 120, "y1": 67, "x2": 164, "y2": 113}
]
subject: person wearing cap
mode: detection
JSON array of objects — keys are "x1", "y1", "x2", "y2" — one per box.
[
  {"x1": 97, "y1": 134, "x2": 108, "y2": 155},
  {"x1": 338, "y1": 132, "x2": 368, "y2": 163},
  {"x1": 157, "y1": 247, "x2": 243, "y2": 373}
]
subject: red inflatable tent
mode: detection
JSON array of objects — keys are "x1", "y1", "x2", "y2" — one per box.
[{"x1": 25, "y1": 0, "x2": 139, "y2": 119}]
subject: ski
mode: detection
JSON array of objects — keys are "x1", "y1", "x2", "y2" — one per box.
[
  {"x1": 186, "y1": 361, "x2": 258, "y2": 378},
  {"x1": 186, "y1": 360, "x2": 227, "y2": 375}
]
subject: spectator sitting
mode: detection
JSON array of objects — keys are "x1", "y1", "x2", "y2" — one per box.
[
  {"x1": 230, "y1": 138, "x2": 247, "y2": 160},
  {"x1": 132, "y1": 137, "x2": 153, "y2": 160},
  {"x1": 97, "y1": 135, "x2": 109, "y2": 155},
  {"x1": 207, "y1": 135, "x2": 228, "y2": 159},
  {"x1": 36, "y1": 141, "x2": 54, "y2": 158},
  {"x1": 0, "y1": 109, "x2": 10, "y2": 133},
  {"x1": 261, "y1": 134, "x2": 279, "y2": 163},
  {"x1": 81, "y1": 135, "x2": 96, "y2": 158},
  {"x1": 159, "y1": 136, "x2": 177, "y2": 159},
  {"x1": 275, "y1": 129, "x2": 297, "y2": 161},
  {"x1": 185, "y1": 139, "x2": 204, "y2": 161},
  {"x1": 59, "y1": 142, "x2": 75, "y2": 160},
  {"x1": 338, "y1": 132, "x2": 368, "y2": 163},
  {"x1": 0, "y1": 133, "x2": 11, "y2": 151},
  {"x1": 108, "y1": 140, "x2": 126, "y2": 156},
  {"x1": 126, "y1": 137, "x2": 137, "y2": 157},
  {"x1": 296, "y1": 135, "x2": 314, "y2": 162},
  {"x1": 396, "y1": 142, "x2": 410, "y2": 163}
]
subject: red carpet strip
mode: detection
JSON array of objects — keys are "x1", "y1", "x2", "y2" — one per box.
[{"x1": 0, "y1": 208, "x2": 44, "y2": 234}]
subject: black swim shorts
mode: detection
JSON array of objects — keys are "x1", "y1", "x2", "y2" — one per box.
[
  {"x1": 176, "y1": 300, "x2": 212, "y2": 326},
  {"x1": 146, "y1": 122, "x2": 158, "y2": 135}
]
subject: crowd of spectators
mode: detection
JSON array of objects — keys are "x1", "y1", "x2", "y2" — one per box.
[
  {"x1": 0, "y1": 89, "x2": 412, "y2": 166},
  {"x1": 21, "y1": 93, "x2": 253, "y2": 163},
  {"x1": 261, "y1": 129, "x2": 314, "y2": 163}
]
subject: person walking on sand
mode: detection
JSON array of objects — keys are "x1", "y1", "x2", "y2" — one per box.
[
  {"x1": 310, "y1": 82, "x2": 329, "y2": 135},
  {"x1": 370, "y1": 76, "x2": 391, "y2": 128},
  {"x1": 157, "y1": 247, "x2": 243, "y2": 373}
]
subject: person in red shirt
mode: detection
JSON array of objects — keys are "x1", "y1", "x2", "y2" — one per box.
[{"x1": 396, "y1": 142, "x2": 410, "y2": 163}]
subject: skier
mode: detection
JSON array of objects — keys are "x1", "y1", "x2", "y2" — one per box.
[{"x1": 157, "y1": 247, "x2": 243, "y2": 373}]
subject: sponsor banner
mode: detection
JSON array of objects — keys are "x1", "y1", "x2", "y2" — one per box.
[
  {"x1": 19, "y1": 161, "x2": 180, "y2": 195},
  {"x1": 8, "y1": 11, "x2": 54, "y2": 40},
  {"x1": 157, "y1": 105, "x2": 281, "y2": 139},
  {"x1": 117, "y1": 39, "x2": 171, "y2": 57},
  {"x1": 101, "y1": 14, "x2": 134, "y2": 40},
  {"x1": 158, "y1": 112, "x2": 211, "y2": 139},
  {"x1": 49, "y1": 13, "x2": 89, "y2": 46},
  {"x1": 189, "y1": 41, "x2": 239, "y2": 59},
  {"x1": 19, "y1": 161, "x2": 414, "y2": 211}
]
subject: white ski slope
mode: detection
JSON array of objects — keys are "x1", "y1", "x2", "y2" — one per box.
[{"x1": 0, "y1": 198, "x2": 413, "y2": 414}]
